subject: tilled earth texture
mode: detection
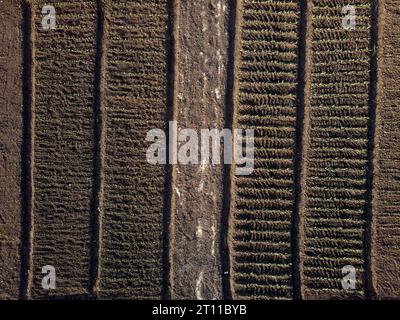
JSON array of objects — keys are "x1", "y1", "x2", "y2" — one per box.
[{"x1": 0, "y1": 0, "x2": 400, "y2": 300}]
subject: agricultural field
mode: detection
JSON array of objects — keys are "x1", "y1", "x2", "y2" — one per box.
[
  {"x1": 231, "y1": 0, "x2": 301, "y2": 299},
  {"x1": 302, "y1": 0, "x2": 372, "y2": 299},
  {"x1": 1, "y1": 0, "x2": 400, "y2": 300},
  {"x1": 29, "y1": 0, "x2": 98, "y2": 299},
  {"x1": 99, "y1": 0, "x2": 169, "y2": 299}
]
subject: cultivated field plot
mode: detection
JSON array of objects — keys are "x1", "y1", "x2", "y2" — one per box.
[
  {"x1": 301, "y1": 0, "x2": 372, "y2": 299},
  {"x1": 1, "y1": 0, "x2": 400, "y2": 300},
  {"x1": 230, "y1": 0, "x2": 301, "y2": 300},
  {"x1": 30, "y1": 0, "x2": 98, "y2": 299},
  {"x1": 99, "y1": 0, "x2": 168, "y2": 299}
]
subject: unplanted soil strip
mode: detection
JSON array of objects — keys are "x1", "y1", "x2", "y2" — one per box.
[{"x1": 171, "y1": 0, "x2": 228, "y2": 300}]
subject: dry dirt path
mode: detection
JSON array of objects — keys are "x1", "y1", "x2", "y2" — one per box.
[{"x1": 171, "y1": 0, "x2": 229, "y2": 300}]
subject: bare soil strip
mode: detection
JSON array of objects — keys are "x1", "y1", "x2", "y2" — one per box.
[
  {"x1": 30, "y1": 0, "x2": 98, "y2": 298},
  {"x1": 0, "y1": 0, "x2": 23, "y2": 300},
  {"x1": 373, "y1": 0, "x2": 400, "y2": 299},
  {"x1": 171, "y1": 0, "x2": 229, "y2": 300},
  {"x1": 98, "y1": 0, "x2": 168, "y2": 299},
  {"x1": 231, "y1": 0, "x2": 302, "y2": 300},
  {"x1": 302, "y1": 0, "x2": 372, "y2": 299}
]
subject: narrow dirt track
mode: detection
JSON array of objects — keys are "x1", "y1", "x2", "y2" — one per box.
[{"x1": 171, "y1": 0, "x2": 229, "y2": 300}]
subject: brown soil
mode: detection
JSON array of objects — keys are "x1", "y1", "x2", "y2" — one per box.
[
  {"x1": 374, "y1": 0, "x2": 400, "y2": 299},
  {"x1": 229, "y1": 0, "x2": 301, "y2": 300},
  {"x1": 0, "y1": 0, "x2": 23, "y2": 300},
  {"x1": 301, "y1": 0, "x2": 373, "y2": 299},
  {"x1": 170, "y1": 0, "x2": 229, "y2": 300},
  {"x1": 98, "y1": 0, "x2": 168, "y2": 299},
  {"x1": 1, "y1": 0, "x2": 400, "y2": 301},
  {"x1": 29, "y1": 0, "x2": 98, "y2": 298}
]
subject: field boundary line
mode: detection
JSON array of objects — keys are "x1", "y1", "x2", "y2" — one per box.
[
  {"x1": 364, "y1": 0, "x2": 383, "y2": 300},
  {"x1": 20, "y1": 0, "x2": 35, "y2": 300},
  {"x1": 225, "y1": 0, "x2": 243, "y2": 301},
  {"x1": 221, "y1": 0, "x2": 239, "y2": 301},
  {"x1": 164, "y1": 0, "x2": 179, "y2": 299},
  {"x1": 90, "y1": 0, "x2": 108, "y2": 298},
  {"x1": 292, "y1": 0, "x2": 313, "y2": 300}
]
